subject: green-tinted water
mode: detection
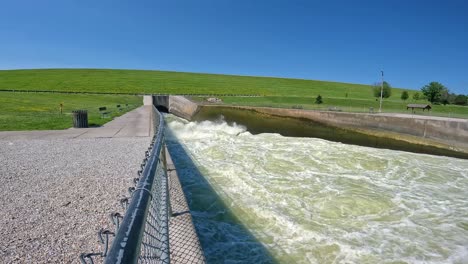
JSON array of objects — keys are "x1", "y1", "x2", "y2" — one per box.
[{"x1": 166, "y1": 114, "x2": 468, "y2": 263}]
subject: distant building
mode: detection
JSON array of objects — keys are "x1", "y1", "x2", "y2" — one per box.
[{"x1": 406, "y1": 104, "x2": 432, "y2": 113}]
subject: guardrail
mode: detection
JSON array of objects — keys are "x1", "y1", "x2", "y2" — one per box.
[
  {"x1": 80, "y1": 106, "x2": 171, "y2": 264},
  {"x1": 106, "y1": 106, "x2": 170, "y2": 264}
]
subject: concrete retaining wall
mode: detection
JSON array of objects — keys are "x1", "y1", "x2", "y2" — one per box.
[
  {"x1": 150, "y1": 95, "x2": 199, "y2": 120},
  {"x1": 152, "y1": 96, "x2": 467, "y2": 150},
  {"x1": 168, "y1": 96, "x2": 200, "y2": 120},
  {"x1": 239, "y1": 107, "x2": 468, "y2": 148}
]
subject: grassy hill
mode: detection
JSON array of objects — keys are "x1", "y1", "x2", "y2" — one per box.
[
  {"x1": 0, "y1": 69, "x2": 467, "y2": 121},
  {"x1": 0, "y1": 92, "x2": 142, "y2": 131},
  {"x1": 0, "y1": 68, "x2": 404, "y2": 97}
]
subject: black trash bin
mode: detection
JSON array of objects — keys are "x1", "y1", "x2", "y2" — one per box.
[{"x1": 72, "y1": 110, "x2": 88, "y2": 128}]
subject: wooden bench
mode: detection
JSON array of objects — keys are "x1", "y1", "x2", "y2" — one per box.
[{"x1": 99, "y1": 107, "x2": 111, "y2": 118}]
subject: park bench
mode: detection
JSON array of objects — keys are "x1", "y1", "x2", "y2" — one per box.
[{"x1": 99, "y1": 107, "x2": 111, "y2": 118}]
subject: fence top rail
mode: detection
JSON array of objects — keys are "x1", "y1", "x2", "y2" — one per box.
[{"x1": 105, "y1": 107, "x2": 166, "y2": 264}]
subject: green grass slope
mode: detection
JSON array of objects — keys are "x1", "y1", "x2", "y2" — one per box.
[
  {"x1": 0, "y1": 68, "x2": 405, "y2": 97},
  {"x1": 0, "y1": 92, "x2": 142, "y2": 130},
  {"x1": 1, "y1": 68, "x2": 466, "y2": 120}
]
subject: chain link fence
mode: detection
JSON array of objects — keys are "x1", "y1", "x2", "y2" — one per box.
[
  {"x1": 80, "y1": 106, "x2": 170, "y2": 264},
  {"x1": 105, "y1": 106, "x2": 170, "y2": 264}
]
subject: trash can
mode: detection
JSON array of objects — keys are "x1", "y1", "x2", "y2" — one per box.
[{"x1": 72, "y1": 110, "x2": 88, "y2": 128}]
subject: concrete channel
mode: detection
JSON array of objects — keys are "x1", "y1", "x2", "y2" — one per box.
[{"x1": 148, "y1": 95, "x2": 468, "y2": 158}]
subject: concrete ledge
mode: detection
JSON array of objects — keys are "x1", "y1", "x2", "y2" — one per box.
[{"x1": 143, "y1": 95, "x2": 153, "y2": 105}]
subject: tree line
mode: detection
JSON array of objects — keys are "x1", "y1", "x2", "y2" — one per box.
[{"x1": 372, "y1": 81, "x2": 467, "y2": 106}]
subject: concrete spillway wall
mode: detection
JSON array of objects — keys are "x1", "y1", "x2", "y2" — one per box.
[
  {"x1": 151, "y1": 95, "x2": 200, "y2": 120},
  {"x1": 168, "y1": 96, "x2": 200, "y2": 120},
  {"x1": 230, "y1": 106, "x2": 468, "y2": 150},
  {"x1": 149, "y1": 95, "x2": 468, "y2": 153}
]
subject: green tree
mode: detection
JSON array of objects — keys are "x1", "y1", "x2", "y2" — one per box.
[
  {"x1": 315, "y1": 95, "x2": 323, "y2": 104},
  {"x1": 440, "y1": 89, "x2": 450, "y2": 105},
  {"x1": 372, "y1": 81, "x2": 392, "y2": 98},
  {"x1": 413, "y1": 92, "x2": 420, "y2": 101},
  {"x1": 421, "y1": 82, "x2": 447, "y2": 103},
  {"x1": 401, "y1": 91, "x2": 409, "y2": 101},
  {"x1": 454, "y1": 95, "x2": 467, "y2": 105},
  {"x1": 447, "y1": 93, "x2": 457, "y2": 104}
]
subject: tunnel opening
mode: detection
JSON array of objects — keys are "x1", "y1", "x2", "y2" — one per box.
[
  {"x1": 153, "y1": 95, "x2": 169, "y2": 113},
  {"x1": 156, "y1": 105, "x2": 169, "y2": 113}
]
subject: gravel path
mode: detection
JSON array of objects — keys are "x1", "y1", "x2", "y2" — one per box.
[{"x1": 0, "y1": 137, "x2": 150, "y2": 263}]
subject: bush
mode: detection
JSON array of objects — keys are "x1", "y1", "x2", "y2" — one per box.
[
  {"x1": 315, "y1": 95, "x2": 323, "y2": 104},
  {"x1": 401, "y1": 91, "x2": 409, "y2": 101},
  {"x1": 372, "y1": 81, "x2": 392, "y2": 98}
]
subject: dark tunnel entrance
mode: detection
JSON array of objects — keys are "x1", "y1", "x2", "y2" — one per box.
[
  {"x1": 156, "y1": 105, "x2": 169, "y2": 113},
  {"x1": 153, "y1": 96, "x2": 169, "y2": 113}
]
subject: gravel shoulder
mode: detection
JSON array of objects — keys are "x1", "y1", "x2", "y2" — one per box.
[{"x1": 0, "y1": 137, "x2": 150, "y2": 263}]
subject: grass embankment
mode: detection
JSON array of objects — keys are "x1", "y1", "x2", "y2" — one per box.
[
  {"x1": 0, "y1": 69, "x2": 467, "y2": 121},
  {"x1": 0, "y1": 68, "x2": 400, "y2": 96},
  {"x1": 206, "y1": 96, "x2": 468, "y2": 119},
  {"x1": 0, "y1": 92, "x2": 142, "y2": 131}
]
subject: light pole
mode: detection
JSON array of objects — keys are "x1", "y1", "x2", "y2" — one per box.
[{"x1": 379, "y1": 70, "x2": 384, "y2": 113}]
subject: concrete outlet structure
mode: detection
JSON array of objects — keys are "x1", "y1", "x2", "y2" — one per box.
[{"x1": 152, "y1": 95, "x2": 200, "y2": 120}]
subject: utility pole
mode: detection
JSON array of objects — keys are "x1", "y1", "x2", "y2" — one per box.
[{"x1": 379, "y1": 70, "x2": 384, "y2": 113}]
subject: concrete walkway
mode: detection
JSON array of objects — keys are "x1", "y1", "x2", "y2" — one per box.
[
  {"x1": 0, "y1": 106, "x2": 152, "y2": 140},
  {"x1": 378, "y1": 112, "x2": 467, "y2": 122}
]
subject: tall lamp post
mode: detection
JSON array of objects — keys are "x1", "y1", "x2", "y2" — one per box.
[{"x1": 379, "y1": 70, "x2": 384, "y2": 113}]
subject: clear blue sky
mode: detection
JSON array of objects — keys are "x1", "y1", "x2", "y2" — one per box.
[{"x1": 1, "y1": 0, "x2": 467, "y2": 94}]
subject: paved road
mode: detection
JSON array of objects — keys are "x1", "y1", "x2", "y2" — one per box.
[{"x1": 0, "y1": 106, "x2": 152, "y2": 140}]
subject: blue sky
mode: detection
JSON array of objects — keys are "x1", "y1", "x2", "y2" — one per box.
[{"x1": 0, "y1": 0, "x2": 467, "y2": 94}]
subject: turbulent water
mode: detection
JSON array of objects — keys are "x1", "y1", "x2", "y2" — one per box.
[{"x1": 165, "y1": 115, "x2": 468, "y2": 264}]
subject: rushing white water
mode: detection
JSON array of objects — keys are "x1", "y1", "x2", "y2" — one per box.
[{"x1": 165, "y1": 115, "x2": 468, "y2": 264}]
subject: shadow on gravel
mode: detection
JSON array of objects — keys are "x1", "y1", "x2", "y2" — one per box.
[{"x1": 165, "y1": 127, "x2": 278, "y2": 264}]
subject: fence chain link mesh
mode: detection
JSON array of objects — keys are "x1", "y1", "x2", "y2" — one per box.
[
  {"x1": 81, "y1": 105, "x2": 205, "y2": 264},
  {"x1": 138, "y1": 154, "x2": 170, "y2": 264},
  {"x1": 80, "y1": 107, "x2": 169, "y2": 264}
]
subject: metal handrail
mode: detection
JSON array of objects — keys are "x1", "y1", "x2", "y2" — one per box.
[{"x1": 105, "y1": 107, "x2": 170, "y2": 264}]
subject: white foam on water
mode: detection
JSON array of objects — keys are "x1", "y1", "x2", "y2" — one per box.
[{"x1": 165, "y1": 115, "x2": 468, "y2": 264}]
